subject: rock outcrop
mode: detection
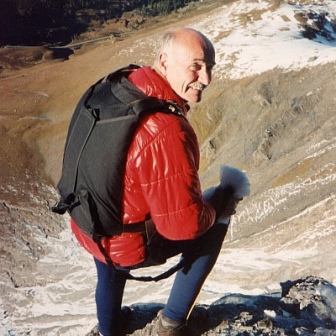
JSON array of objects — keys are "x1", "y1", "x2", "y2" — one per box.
[{"x1": 85, "y1": 276, "x2": 336, "y2": 335}]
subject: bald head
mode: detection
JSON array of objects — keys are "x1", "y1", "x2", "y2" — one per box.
[
  {"x1": 158, "y1": 28, "x2": 214, "y2": 56},
  {"x1": 153, "y1": 28, "x2": 216, "y2": 103}
]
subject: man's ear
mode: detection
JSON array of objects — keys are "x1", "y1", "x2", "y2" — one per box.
[{"x1": 158, "y1": 52, "x2": 168, "y2": 76}]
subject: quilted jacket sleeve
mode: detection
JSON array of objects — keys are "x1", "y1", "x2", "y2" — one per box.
[{"x1": 126, "y1": 112, "x2": 215, "y2": 240}]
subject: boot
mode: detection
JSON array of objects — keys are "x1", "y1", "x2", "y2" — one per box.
[
  {"x1": 153, "y1": 306, "x2": 209, "y2": 336},
  {"x1": 153, "y1": 310, "x2": 185, "y2": 336}
]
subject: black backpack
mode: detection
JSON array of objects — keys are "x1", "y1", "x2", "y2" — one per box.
[{"x1": 52, "y1": 65, "x2": 184, "y2": 240}]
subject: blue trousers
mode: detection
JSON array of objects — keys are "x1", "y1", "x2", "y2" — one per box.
[{"x1": 94, "y1": 223, "x2": 228, "y2": 336}]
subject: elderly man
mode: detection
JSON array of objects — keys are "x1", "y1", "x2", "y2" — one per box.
[{"x1": 69, "y1": 28, "x2": 239, "y2": 335}]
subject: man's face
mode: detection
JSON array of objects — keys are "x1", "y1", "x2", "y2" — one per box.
[{"x1": 160, "y1": 36, "x2": 216, "y2": 103}]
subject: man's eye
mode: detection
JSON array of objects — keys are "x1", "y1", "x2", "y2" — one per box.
[{"x1": 190, "y1": 64, "x2": 202, "y2": 71}]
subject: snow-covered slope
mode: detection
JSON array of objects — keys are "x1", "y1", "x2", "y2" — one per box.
[{"x1": 195, "y1": 0, "x2": 336, "y2": 79}]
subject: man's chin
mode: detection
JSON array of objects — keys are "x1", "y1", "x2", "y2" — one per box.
[
  {"x1": 190, "y1": 93, "x2": 203, "y2": 103},
  {"x1": 184, "y1": 90, "x2": 202, "y2": 103}
]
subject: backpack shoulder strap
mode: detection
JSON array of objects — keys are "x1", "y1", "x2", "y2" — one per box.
[{"x1": 132, "y1": 97, "x2": 185, "y2": 119}]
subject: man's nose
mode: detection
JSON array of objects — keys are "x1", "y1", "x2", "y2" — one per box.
[{"x1": 199, "y1": 68, "x2": 211, "y2": 86}]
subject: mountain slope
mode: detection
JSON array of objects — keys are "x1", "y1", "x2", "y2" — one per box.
[{"x1": 0, "y1": 0, "x2": 335, "y2": 335}]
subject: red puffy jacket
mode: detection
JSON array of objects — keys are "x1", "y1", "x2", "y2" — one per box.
[{"x1": 71, "y1": 66, "x2": 216, "y2": 267}]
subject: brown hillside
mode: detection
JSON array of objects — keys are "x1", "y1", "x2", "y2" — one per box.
[{"x1": 0, "y1": 1, "x2": 335, "y2": 334}]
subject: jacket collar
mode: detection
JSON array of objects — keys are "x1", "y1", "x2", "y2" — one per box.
[{"x1": 128, "y1": 66, "x2": 189, "y2": 115}]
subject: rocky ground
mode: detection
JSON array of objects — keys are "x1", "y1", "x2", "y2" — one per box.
[{"x1": 86, "y1": 276, "x2": 336, "y2": 335}]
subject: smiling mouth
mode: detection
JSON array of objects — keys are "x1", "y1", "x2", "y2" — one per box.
[{"x1": 189, "y1": 83, "x2": 205, "y2": 91}]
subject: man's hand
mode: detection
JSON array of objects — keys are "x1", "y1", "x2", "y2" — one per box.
[
  {"x1": 204, "y1": 186, "x2": 241, "y2": 220},
  {"x1": 220, "y1": 195, "x2": 242, "y2": 218}
]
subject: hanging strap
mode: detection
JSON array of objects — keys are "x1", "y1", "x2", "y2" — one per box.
[{"x1": 93, "y1": 234, "x2": 184, "y2": 282}]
